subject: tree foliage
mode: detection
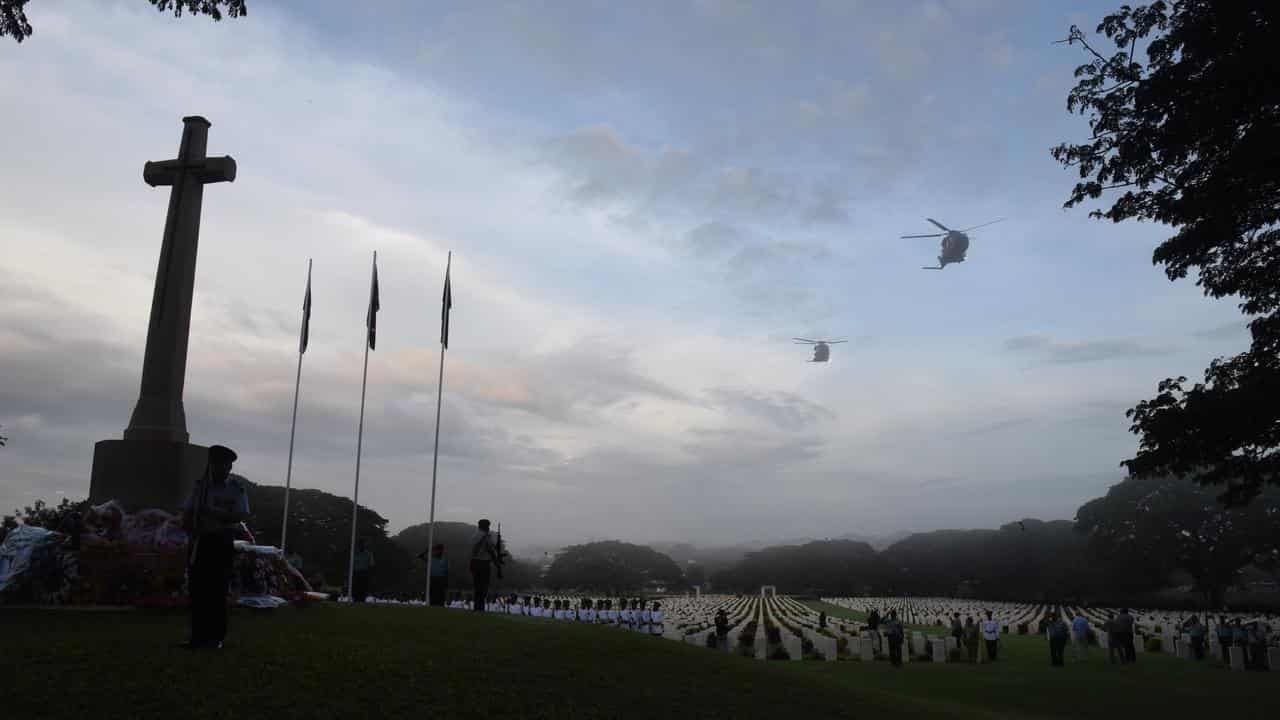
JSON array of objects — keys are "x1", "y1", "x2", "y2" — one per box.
[
  {"x1": 1, "y1": 0, "x2": 246, "y2": 44},
  {"x1": 240, "y1": 479, "x2": 411, "y2": 595},
  {"x1": 1052, "y1": 1, "x2": 1280, "y2": 505},
  {"x1": 1075, "y1": 475, "x2": 1280, "y2": 607},
  {"x1": 390, "y1": 521, "x2": 542, "y2": 594},
  {"x1": 544, "y1": 541, "x2": 684, "y2": 593}
]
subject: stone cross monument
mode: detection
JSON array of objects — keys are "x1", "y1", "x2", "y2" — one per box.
[{"x1": 90, "y1": 116, "x2": 237, "y2": 510}]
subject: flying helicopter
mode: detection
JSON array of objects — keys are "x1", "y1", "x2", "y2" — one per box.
[
  {"x1": 793, "y1": 338, "x2": 847, "y2": 362},
  {"x1": 900, "y1": 217, "x2": 1005, "y2": 270}
]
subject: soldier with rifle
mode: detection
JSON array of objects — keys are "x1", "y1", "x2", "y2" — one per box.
[
  {"x1": 468, "y1": 518, "x2": 505, "y2": 612},
  {"x1": 180, "y1": 445, "x2": 249, "y2": 650}
]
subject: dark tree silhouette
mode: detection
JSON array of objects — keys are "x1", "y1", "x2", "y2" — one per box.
[
  {"x1": 1052, "y1": 2, "x2": 1280, "y2": 506},
  {"x1": 544, "y1": 540, "x2": 684, "y2": 593},
  {"x1": 1075, "y1": 476, "x2": 1280, "y2": 608},
  {"x1": 1, "y1": 0, "x2": 246, "y2": 44}
]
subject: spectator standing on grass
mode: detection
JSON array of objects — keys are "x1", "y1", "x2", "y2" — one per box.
[
  {"x1": 1048, "y1": 612, "x2": 1069, "y2": 667},
  {"x1": 715, "y1": 609, "x2": 730, "y2": 650},
  {"x1": 1071, "y1": 611, "x2": 1090, "y2": 661},
  {"x1": 885, "y1": 610, "x2": 905, "y2": 668},
  {"x1": 426, "y1": 544, "x2": 448, "y2": 606},
  {"x1": 1182, "y1": 615, "x2": 1205, "y2": 661},
  {"x1": 981, "y1": 610, "x2": 1000, "y2": 662},
  {"x1": 1216, "y1": 616, "x2": 1234, "y2": 666},
  {"x1": 950, "y1": 613, "x2": 963, "y2": 644},
  {"x1": 963, "y1": 616, "x2": 980, "y2": 663},
  {"x1": 351, "y1": 538, "x2": 374, "y2": 603},
  {"x1": 1115, "y1": 608, "x2": 1136, "y2": 663},
  {"x1": 1105, "y1": 613, "x2": 1121, "y2": 664}
]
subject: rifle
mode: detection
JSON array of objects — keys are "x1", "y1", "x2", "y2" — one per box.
[
  {"x1": 494, "y1": 522, "x2": 507, "y2": 579},
  {"x1": 186, "y1": 464, "x2": 212, "y2": 568}
]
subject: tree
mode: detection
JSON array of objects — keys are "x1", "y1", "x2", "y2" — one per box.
[
  {"x1": 1, "y1": 0, "x2": 246, "y2": 44},
  {"x1": 240, "y1": 478, "x2": 413, "y2": 597},
  {"x1": 712, "y1": 540, "x2": 886, "y2": 596},
  {"x1": 390, "y1": 521, "x2": 541, "y2": 594},
  {"x1": 1052, "y1": 2, "x2": 1280, "y2": 506},
  {"x1": 1075, "y1": 475, "x2": 1280, "y2": 608},
  {"x1": 544, "y1": 541, "x2": 684, "y2": 593}
]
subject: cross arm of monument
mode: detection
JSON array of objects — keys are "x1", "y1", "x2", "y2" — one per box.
[{"x1": 144, "y1": 156, "x2": 237, "y2": 187}]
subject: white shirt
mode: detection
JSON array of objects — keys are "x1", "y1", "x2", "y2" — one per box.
[{"x1": 981, "y1": 620, "x2": 1000, "y2": 640}]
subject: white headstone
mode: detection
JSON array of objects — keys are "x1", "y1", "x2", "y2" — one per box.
[
  {"x1": 860, "y1": 635, "x2": 876, "y2": 662},
  {"x1": 754, "y1": 634, "x2": 768, "y2": 660},
  {"x1": 945, "y1": 636, "x2": 959, "y2": 656},
  {"x1": 816, "y1": 635, "x2": 837, "y2": 661},
  {"x1": 912, "y1": 632, "x2": 927, "y2": 657},
  {"x1": 1229, "y1": 646, "x2": 1246, "y2": 671},
  {"x1": 931, "y1": 638, "x2": 947, "y2": 663},
  {"x1": 785, "y1": 633, "x2": 803, "y2": 661},
  {"x1": 1177, "y1": 636, "x2": 1192, "y2": 660}
]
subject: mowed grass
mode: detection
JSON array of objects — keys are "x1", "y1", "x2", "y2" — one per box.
[{"x1": 0, "y1": 603, "x2": 1272, "y2": 720}]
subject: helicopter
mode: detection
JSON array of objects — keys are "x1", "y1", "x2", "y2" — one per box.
[
  {"x1": 793, "y1": 338, "x2": 847, "y2": 362},
  {"x1": 900, "y1": 217, "x2": 1004, "y2": 270}
]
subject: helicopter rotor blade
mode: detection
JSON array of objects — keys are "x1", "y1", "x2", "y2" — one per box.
[
  {"x1": 901, "y1": 233, "x2": 944, "y2": 239},
  {"x1": 921, "y1": 265, "x2": 943, "y2": 270},
  {"x1": 793, "y1": 338, "x2": 819, "y2": 344},
  {"x1": 960, "y1": 218, "x2": 1005, "y2": 232},
  {"x1": 926, "y1": 218, "x2": 951, "y2": 232}
]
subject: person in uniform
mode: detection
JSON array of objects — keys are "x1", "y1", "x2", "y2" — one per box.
[
  {"x1": 468, "y1": 519, "x2": 500, "y2": 612},
  {"x1": 649, "y1": 602, "x2": 664, "y2": 636},
  {"x1": 181, "y1": 445, "x2": 248, "y2": 650},
  {"x1": 351, "y1": 538, "x2": 375, "y2": 603}
]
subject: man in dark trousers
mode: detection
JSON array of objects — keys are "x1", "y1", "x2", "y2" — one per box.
[
  {"x1": 885, "y1": 610, "x2": 905, "y2": 668},
  {"x1": 468, "y1": 519, "x2": 500, "y2": 612},
  {"x1": 181, "y1": 445, "x2": 248, "y2": 650},
  {"x1": 420, "y1": 543, "x2": 448, "y2": 606}
]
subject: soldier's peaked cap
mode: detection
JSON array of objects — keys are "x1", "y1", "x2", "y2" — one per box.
[{"x1": 209, "y1": 445, "x2": 238, "y2": 463}]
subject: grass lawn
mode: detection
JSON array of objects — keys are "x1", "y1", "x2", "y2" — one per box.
[{"x1": 3, "y1": 603, "x2": 1274, "y2": 720}]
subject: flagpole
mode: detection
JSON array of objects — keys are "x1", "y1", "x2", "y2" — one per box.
[
  {"x1": 425, "y1": 251, "x2": 450, "y2": 606},
  {"x1": 348, "y1": 251, "x2": 375, "y2": 601},
  {"x1": 281, "y1": 258, "x2": 311, "y2": 556}
]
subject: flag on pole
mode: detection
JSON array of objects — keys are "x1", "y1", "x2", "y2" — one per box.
[
  {"x1": 300, "y1": 260, "x2": 312, "y2": 354},
  {"x1": 367, "y1": 255, "x2": 380, "y2": 350},
  {"x1": 441, "y1": 254, "x2": 452, "y2": 349}
]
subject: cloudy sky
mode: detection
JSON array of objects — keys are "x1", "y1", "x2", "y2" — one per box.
[{"x1": 0, "y1": 0, "x2": 1250, "y2": 548}]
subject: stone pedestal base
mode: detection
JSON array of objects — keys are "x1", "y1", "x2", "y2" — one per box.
[{"x1": 89, "y1": 439, "x2": 209, "y2": 512}]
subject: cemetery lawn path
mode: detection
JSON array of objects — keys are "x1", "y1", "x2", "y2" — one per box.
[
  {"x1": 5, "y1": 604, "x2": 1003, "y2": 720},
  {"x1": 803, "y1": 600, "x2": 1280, "y2": 720}
]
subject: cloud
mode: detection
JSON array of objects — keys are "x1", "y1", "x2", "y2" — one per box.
[
  {"x1": 706, "y1": 388, "x2": 836, "y2": 431},
  {"x1": 1191, "y1": 321, "x2": 1250, "y2": 341},
  {"x1": 1003, "y1": 334, "x2": 1175, "y2": 364}
]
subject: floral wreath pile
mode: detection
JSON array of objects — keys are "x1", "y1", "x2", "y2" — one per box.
[{"x1": 0, "y1": 500, "x2": 316, "y2": 608}]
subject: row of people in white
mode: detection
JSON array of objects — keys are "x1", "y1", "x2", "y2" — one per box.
[{"x1": 446, "y1": 597, "x2": 665, "y2": 635}]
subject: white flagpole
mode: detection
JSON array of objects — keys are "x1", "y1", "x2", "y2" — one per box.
[
  {"x1": 425, "y1": 251, "x2": 451, "y2": 605},
  {"x1": 348, "y1": 251, "x2": 376, "y2": 601},
  {"x1": 281, "y1": 258, "x2": 311, "y2": 556}
]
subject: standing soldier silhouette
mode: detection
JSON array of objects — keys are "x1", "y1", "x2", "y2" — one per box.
[{"x1": 181, "y1": 445, "x2": 248, "y2": 650}]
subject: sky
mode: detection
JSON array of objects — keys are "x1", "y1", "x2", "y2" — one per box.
[{"x1": 0, "y1": 0, "x2": 1252, "y2": 548}]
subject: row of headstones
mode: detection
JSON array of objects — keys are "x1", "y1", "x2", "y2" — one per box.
[{"x1": 823, "y1": 596, "x2": 1043, "y2": 637}]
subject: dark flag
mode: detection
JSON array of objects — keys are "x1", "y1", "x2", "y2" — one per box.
[
  {"x1": 300, "y1": 260, "x2": 312, "y2": 354},
  {"x1": 367, "y1": 254, "x2": 380, "y2": 350},
  {"x1": 441, "y1": 253, "x2": 452, "y2": 349}
]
